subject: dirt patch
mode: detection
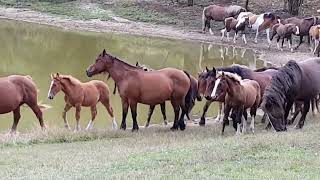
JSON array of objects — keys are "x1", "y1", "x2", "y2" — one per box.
[{"x1": 0, "y1": 6, "x2": 315, "y2": 65}]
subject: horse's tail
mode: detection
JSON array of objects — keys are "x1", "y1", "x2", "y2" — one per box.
[
  {"x1": 38, "y1": 101, "x2": 51, "y2": 112},
  {"x1": 183, "y1": 71, "x2": 194, "y2": 120},
  {"x1": 202, "y1": 7, "x2": 207, "y2": 31}
]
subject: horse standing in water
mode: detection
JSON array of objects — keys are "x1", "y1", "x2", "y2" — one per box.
[
  {"x1": 0, "y1": 75, "x2": 48, "y2": 133},
  {"x1": 261, "y1": 58, "x2": 320, "y2": 131},
  {"x1": 202, "y1": 5, "x2": 246, "y2": 34},
  {"x1": 86, "y1": 49, "x2": 194, "y2": 131},
  {"x1": 208, "y1": 72, "x2": 260, "y2": 135},
  {"x1": 48, "y1": 73, "x2": 117, "y2": 131}
]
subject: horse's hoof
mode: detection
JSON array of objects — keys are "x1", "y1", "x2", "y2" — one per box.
[
  {"x1": 144, "y1": 123, "x2": 149, "y2": 128},
  {"x1": 132, "y1": 128, "x2": 139, "y2": 132},
  {"x1": 163, "y1": 121, "x2": 168, "y2": 126},
  {"x1": 170, "y1": 126, "x2": 179, "y2": 131},
  {"x1": 199, "y1": 121, "x2": 205, "y2": 126},
  {"x1": 179, "y1": 123, "x2": 186, "y2": 131},
  {"x1": 120, "y1": 124, "x2": 126, "y2": 130}
]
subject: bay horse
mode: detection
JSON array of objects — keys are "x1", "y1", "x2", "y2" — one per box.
[
  {"x1": 0, "y1": 75, "x2": 48, "y2": 133},
  {"x1": 261, "y1": 58, "x2": 320, "y2": 131},
  {"x1": 309, "y1": 25, "x2": 320, "y2": 54},
  {"x1": 270, "y1": 23, "x2": 300, "y2": 52},
  {"x1": 86, "y1": 49, "x2": 194, "y2": 131},
  {"x1": 198, "y1": 65, "x2": 277, "y2": 126},
  {"x1": 209, "y1": 72, "x2": 261, "y2": 135},
  {"x1": 202, "y1": 5, "x2": 246, "y2": 34},
  {"x1": 281, "y1": 16, "x2": 320, "y2": 50},
  {"x1": 237, "y1": 12, "x2": 280, "y2": 45},
  {"x1": 48, "y1": 73, "x2": 117, "y2": 131}
]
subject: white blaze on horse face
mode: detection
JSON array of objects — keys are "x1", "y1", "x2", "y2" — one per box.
[
  {"x1": 48, "y1": 80, "x2": 54, "y2": 98},
  {"x1": 211, "y1": 78, "x2": 221, "y2": 98}
]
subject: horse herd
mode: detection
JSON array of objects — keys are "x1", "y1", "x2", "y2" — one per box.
[
  {"x1": 1, "y1": 49, "x2": 320, "y2": 136},
  {"x1": 202, "y1": 4, "x2": 320, "y2": 55}
]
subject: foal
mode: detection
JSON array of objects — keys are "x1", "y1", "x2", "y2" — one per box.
[
  {"x1": 221, "y1": 16, "x2": 251, "y2": 44},
  {"x1": 270, "y1": 23, "x2": 300, "y2": 52},
  {"x1": 48, "y1": 73, "x2": 117, "y2": 131},
  {"x1": 210, "y1": 72, "x2": 261, "y2": 135}
]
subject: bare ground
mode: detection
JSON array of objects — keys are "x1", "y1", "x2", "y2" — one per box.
[{"x1": 0, "y1": 6, "x2": 316, "y2": 65}]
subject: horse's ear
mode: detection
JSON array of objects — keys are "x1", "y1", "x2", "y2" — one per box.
[
  {"x1": 205, "y1": 66, "x2": 209, "y2": 72},
  {"x1": 56, "y1": 73, "x2": 60, "y2": 78},
  {"x1": 212, "y1": 67, "x2": 216, "y2": 74},
  {"x1": 136, "y1": 62, "x2": 139, "y2": 66},
  {"x1": 221, "y1": 72, "x2": 225, "y2": 76},
  {"x1": 102, "y1": 49, "x2": 106, "y2": 57},
  {"x1": 50, "y1": 74, "x2": 55, "y2": 79}
]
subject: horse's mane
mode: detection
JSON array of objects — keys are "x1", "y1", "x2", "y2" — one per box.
[
  {"x1": 106, "y1": 53, "x2": 141, "y2": 70},
  {"x1": 217, "y1": 71, "x2": 242, "y2": 83},
  {"x1": 304, "y1": 16, "x2": 315, "y2": 21},
  {"x1": 263, "y1": 60, "x2": 302, "y2": 107},
  {"x1": 60, "y1": 75, "x2": 82, "y2": 85},
  {"x1": 216, "y1": 64, "x2": 252, "y2": 79},
  {"x1": 254, "y1": 66, "x2": 279, "y2": 72}
]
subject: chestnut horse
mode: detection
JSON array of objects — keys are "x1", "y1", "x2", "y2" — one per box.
[
  {"x1": 86, "y1": 49, "x2": 193, "y2": 131},
  {"x1": 261, "y1": 58, "x2": 320, "y2": 131},
  {"x1": 0, "y1": 75, "x2": 48, "y2": 132},
  {"x1": 202, "y1": 5, "x2": 246, "y2": 34},
  {"x1": 209, "y1": 72, "x2": 261, "y2": 135},
  {"x1": 48, "y1": 73, "x2": 117, "y2": 131}
]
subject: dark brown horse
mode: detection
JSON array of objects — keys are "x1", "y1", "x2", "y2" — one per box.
[
  {"x1": 270, "y1": 23, "x2": 300, "y2": 52},
  {"x1": 202, "y1": 5, "x2": 246, "y2": 34},
  {"x1": 208, "y1": 72, "x2": 261, "y2": 135},
  {"x1": 48, "y1": 73, "x2": 117, "y2": 131},
  {"x1": 86, "y1": 49, "x2": 194, "y2": 131},
  {"x1": 281, "y1": 16, "x2": 320, "y2": 50},
  {"x1": 261, "y1": 58, "x2": 320, "y2": 131},
  {"x1": 0, "y1": 75, "x2": 48, "y2": 133}
]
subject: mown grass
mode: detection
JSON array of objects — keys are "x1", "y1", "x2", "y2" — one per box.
[{"x1": 0, "y1": 117, "x2": 320, "y2": 179}]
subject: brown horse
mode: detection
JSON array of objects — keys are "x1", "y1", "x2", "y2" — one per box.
[
  {"x1": 202, "y1": 5, "x2": 246, "y2": 34},
  {"x1": 209, "y1": 72, "x2": 261, "y2": 135},
  {"x1": 309, "y1": 25, "x2": 320, "y2": 54},
  {"x1": 0, "y1": 75, "x2": 48, "y2": 132},
  {"x1": 86, "y1": 49, "x2": 194, "y2": 131},
  {"x1": 48, "y1": 73, "x2": 117, "y2": 131},
  {"x1": 270, "y1": 23, "x2": 300, "y2": 52}
]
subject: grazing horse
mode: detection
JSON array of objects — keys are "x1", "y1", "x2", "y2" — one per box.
[
  {"x1": 202, "y1": 5, "x2": 246, "y2": 34},
  {"x1": 237, "y1": 12, "x2": 280, "y2": 45},
  {"x1": 281, "y1": 16, "x2": 320, "y2": 50},
  {"x1": 209, "y1": 72, "x2": 260, "y2": 135},
  {"x1": 221, "y1": 16, "x2": 251, "y2": 44},
  {"x1": 0, "y1": 75, "x2": 48, "y2": 132},
  {"x1": 261, "y1": 58, "x2": 320, "y2": 131},
  {"x1": 48, "y1": 73, "x2": 117, "y2": 131},
  {"x1": 270, "y1": 23, "x2": 300, "y2": 52},
  {"x1": 86, "y1": 49, "x2": 194, "y2": 131},
  {"x1": 309, "y1": 25, "x2": 320, "y2": 54}
]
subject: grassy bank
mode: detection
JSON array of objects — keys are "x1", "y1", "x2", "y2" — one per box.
[{"x1": 1, "y1": 118, "x2": 320, "y2": 178}]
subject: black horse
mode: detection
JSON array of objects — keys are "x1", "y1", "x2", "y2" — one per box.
[{"x1": 261, "y1": 58, "x2": 320, "y2": 131}]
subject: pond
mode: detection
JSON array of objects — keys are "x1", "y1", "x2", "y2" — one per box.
[{"x1": 0, "y1": 19, "x2": 269, "y2": 132}]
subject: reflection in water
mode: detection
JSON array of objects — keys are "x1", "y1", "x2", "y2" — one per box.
[{"x1": 0, "y1": 20, "x2": 265, "y2": 132}]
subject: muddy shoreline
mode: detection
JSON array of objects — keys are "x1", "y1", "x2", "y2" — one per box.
[{"x1": 0, "y1": 7, "x2": 314, "y2": 65}]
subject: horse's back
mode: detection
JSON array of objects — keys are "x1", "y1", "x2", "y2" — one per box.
[{"x1": 297, "y1": 58, "x2": 320, "y2": 99}]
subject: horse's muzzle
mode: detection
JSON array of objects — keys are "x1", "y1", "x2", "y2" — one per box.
[
  {"x1": 86, "y1": 70, "x2": 92, "y2": 77},
  {"x1": 48, "y1": 95, "x2": 54, "y2": 100},
  {"x1": 205, "y1": 96, "x2": 212, "y2": 100}
]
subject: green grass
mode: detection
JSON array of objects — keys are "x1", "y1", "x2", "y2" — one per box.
[{"x1": 1, "y1": 118, "x2": 320, "y2": 179}]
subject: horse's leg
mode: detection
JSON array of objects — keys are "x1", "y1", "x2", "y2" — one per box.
[
  {"x1": 145, "y1": 105, "x2": 155, "y2": 128},
  {"x1": 75, "y1": 106, "x2": 81, "y2": 131},
  {"x1": 101, "y1": 97, "x2": 117, "y2": 129},
  {"x1": 208, "y1": 20, "x2": 213, "y2": 35},
  {"x1": 86, "y1": 106, "x2": 97, "y2": 130},
  {"x1": 29, "y1": 104, "x2": 45, "y2": 130},
  {"x1": 120, "y1": 98, "x2": 129, "y2": 130},
  {"x1": 62, "y1": 104, "x2": 72, "y2": 130},
  {"x1": 241, "y1": 109, "x2": 247, "y2": 134},
  {"x1": 289, "y1": 37, "x2": 293, "y2": 52},
  {"x1": 289, "y1": 107, "x2": 301, "y2": 125},
  {"x1": 261, "y1": 113, "x2": 267, "y2": 123},
  {"x1": 254, "y1": 28, "x2": 259, "y2": 43},
  {"x1": 226, "y1": 31, "x2": 230, "y2": 42},
  {"x1": 294, "y1": 35, "x2": 303, "y2": 50},
  {"x1": 284, "y1": 100, "x2": 294, "y2": 125},
  {"x1": 281, "y1": 37, "x2": 285, "y2": 51},
  {"x1": 160, "y1": 102, "x2": 168, "y2": 126},
  {"x1": 233, "y1": 31, "x2": 238, "y2": 44},
  {"x1": 276, "y1": 36, "x2": 281, "y2": 50},
  {"x1": 10, "y1": 107, "x2": 21, "y2": 133},
  {"x1": 249, "y1": 107, "x2": 257, "y2": 134},
  {"x1": 311, "y1": 98, "x2": 317, "y2": 115},
  {"x1": 129, "y1": 102, "x2": 139, "y2": 132},
  {"x1": 222, "y1": 104, "x2": 232, "y2": 135},
  {"x1": 242, "y1": 33, "x2": 247, "y2": 45},
  {"x1": 221, "y1": 28, "x2": 226, "y2": 41},
  {"x1": 170, "y1": 100, "x2": 180, "y2": 131},
  {"x1": 215, "y1": 102, "x2": 222, "y2": 123},
  {"x1": 295, "y1": 100, "x2": 310, "y2": 129},
  {"x1": 113, "y1": 83, "x2": 117, "y2": 95},
  {"x1": 266, "y1": 28, "x2": 271, "y2": 47},
  {"x1": 199, "y1": 100, "x2": 212, "y2": 126},
  {"x1": 314, "y1": 39, "x2": 319, "y2": 54},
  {"x1": 235, "y1": 107, "x2": 243, "y2": 136},
  {"x1": 178, "y1": 105, "x2": 186, "y2": 131}
]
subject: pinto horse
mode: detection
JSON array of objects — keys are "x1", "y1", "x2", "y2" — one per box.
[
  {"x1": 48, "y1": 73, "x2": 117, "y2": 131},
  {"x1": 209, "y1": 72, "x2": 260, "y2": 135},
  {"x1": 86, "y1": 49, "x2": 194, "y2": 131},
  {"x1": 198, "y1": 65, "x2": 277, "y2": 126},
  {"x1": 202, "y1": 5, "x2": 246, "y2": 34},
  {"x1": 0, "y1": 75, "x2": 48, "y2": 132},
  {"x1": 261, "y1": 58, "x2": 320, "y2": 131}
]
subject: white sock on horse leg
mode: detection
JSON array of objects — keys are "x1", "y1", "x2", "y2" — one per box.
[
  {"x1": 242, "y1": 34, "x2": 247, "y2": 44},
  {"x1": 86, "y1": 120, "x2": 94, "y2": 130},
  {"x1": 236, "y1": 123, "x2": 241, "y2": 136},
  {"x1": 112, "y1": 117, "x2": 118, "y2": 129},
  {"x1": 227, "y1": 32, "x2": 230, "y2": 41},
  {"x1": 250, "y1": 116, "x2": 255, "y2": 134},
  {"x1": 221, "y1": 29, "x2": 225, "y2": 40},
  {"x1": 277, "y1": 42, "x2": 280, "y2": 50},
  {"x1": 209, "y1": 28, "x2": 213, "y2": 35},
  {"x1": 242, "y1": 117, "x2": 247, "y2": 134}
]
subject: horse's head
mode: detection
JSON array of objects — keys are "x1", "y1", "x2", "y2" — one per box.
[
  {"x1": 264, "y1": 13, "x2": 280, "y2": 27},
  {"x1": 86, "y1": 49, "x2": 114, "y2": 77},
  {"x1": 197, "y1": 68, "x2": 209, "y2": 96},
  {"x1": 237, "y1": 17, "x2": 252, "y2": 29},
  {"x1": 261, "y1": 96, "x2": 286, "y2": 131},
  {"x1": 202, "y1": 67, "x2": 220, "y2": 100},
  {"x1": 48, "y1": 73, "x2": 62, "y2": 100},
  {"x1": 208, "y1": 72, "x2": 228, "y2": 101}
]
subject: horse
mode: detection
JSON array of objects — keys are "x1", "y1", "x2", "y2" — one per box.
[
  {"x1": 86, "y1": 49, "x2": 194, "y2": 131},
  {"x1": 236, "y1": 12, "x2": 280, "y2": 45},
  {"x1": 209, "y1": 72, "x2": 261, "y2": 135},
  {"x1": 289, "y1": 98, "x2": 320, "y2": 125},
  {"x1": 202, "y1": 5, "x2": 246, "y2": 34},
  {"x1": 47, "y1": 73, "x2": 117, "y2": 131},
  {"x1": 281, "y1": 16, "x2": 320, "y2": 50},
  {"x1": 0, "y1": 75, "x2": 48, "y2": 133},
  {"x1": 309, "y1": 25, "x2": 320, "y2": 54},
  {"x1": 198, "y1": 65, "x2": 277, "y2": 126},
  {"x1": 261, "y1": 58, "x2": 320, "y2": 131},
  {"x1": 221, "y1": 16, "x2": 251, "y2": 44},
  {"x1": 270, "y1": 23, "x2": 300, "y2": 52}
]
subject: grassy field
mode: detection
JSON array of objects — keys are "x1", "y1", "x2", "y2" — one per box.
[{"x1": 1, "y1": 117, "x2": 320, "y2": 179}]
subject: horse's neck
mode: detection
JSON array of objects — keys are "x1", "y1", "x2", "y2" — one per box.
[
  {"x1": 108, "y1": 61, "x2": 137, "y2": 84},
  {"x1": 60, "y1": 79, "x2": 81, "y2": 97},
  {"x1": 226, "y1": 78, "x2": 242, "y2": 98}
]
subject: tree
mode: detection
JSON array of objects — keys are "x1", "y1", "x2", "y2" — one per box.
[
  {"x1": 287, "y1": 0, "x2": 303, "y2": 15},
  {"x1": 188, "y1": 0, "x2": 193, "y2": 6},
  {"x1": 245, "y1": 0, "x2": 249, "y2": 10}
]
